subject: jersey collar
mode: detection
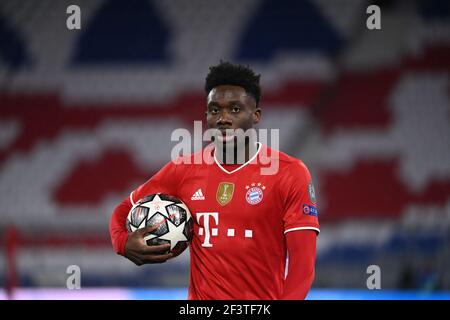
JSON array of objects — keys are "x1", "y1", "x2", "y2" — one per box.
[{"x1": 213, "y1": 142, "x2": 262, "y2": 174}]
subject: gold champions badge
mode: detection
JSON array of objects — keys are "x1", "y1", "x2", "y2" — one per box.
[{"x1": 216, "y1": 182, "x2": 234, "y2": 206}]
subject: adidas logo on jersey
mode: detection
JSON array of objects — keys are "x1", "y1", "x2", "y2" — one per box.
[{"x1": 191, "y1": 189, "x2": 205, "y2": 200}]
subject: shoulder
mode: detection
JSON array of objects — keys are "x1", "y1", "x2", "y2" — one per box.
[
  {"x1": 169, "y1": 143, "x2": 215, "y2": 167},
  {"x1": 262, "y1": 145, "x2": 310, "y2": 171},
  {"x1": 261, "y1": 145, "x2": 310, "y2": 180}
]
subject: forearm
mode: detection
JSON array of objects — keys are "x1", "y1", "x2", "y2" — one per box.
[
  {"x1": 281, "y1": 230, "x2": 317, "y2": 300},
  {"x1": 109, "y1": 197, "x2": 132, "y2": 256}
]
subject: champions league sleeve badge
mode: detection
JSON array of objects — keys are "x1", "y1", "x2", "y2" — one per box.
[{"x1": 303, "y1": 203, "x2": 318, "y2": 217}]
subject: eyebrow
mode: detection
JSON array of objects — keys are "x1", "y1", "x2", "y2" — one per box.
[{"x1": 207, "y1": 100, "x2": 243, "y2": 106}]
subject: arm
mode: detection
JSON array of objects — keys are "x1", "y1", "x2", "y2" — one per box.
[
  {"x1": 281, "y1": 230, "x2": 317, "y2": 300},
  {"x1": 109, "y1": 195, "x2": 132, "y2": 256},
  {"x1": 109, "y1": 160, "x2": 181, "y2": 265},
  {"x1": 280, "y1": 160, "x2": 320, "y2": 299}
]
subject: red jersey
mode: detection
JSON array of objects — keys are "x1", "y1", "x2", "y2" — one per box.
[{"x1": 112, "y1": 143, "x2": 320, "y2": 299}]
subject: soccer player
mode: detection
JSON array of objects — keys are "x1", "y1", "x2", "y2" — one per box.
[{"x1": 109, "y1": 62, "x2": 320, "y2": 299}]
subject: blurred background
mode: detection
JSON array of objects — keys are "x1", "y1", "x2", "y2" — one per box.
[{"x1": 0, "y1": 0, "x2": 449, "y2": 299}]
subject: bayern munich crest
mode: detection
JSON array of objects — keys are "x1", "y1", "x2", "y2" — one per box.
[{"x1": 245, "y1": 183, "x2": 265, "y2": 205}]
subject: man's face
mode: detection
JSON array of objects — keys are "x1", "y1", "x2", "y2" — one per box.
[{"x1": 206, "y1": 85, "x2": 261, "y2": 144}]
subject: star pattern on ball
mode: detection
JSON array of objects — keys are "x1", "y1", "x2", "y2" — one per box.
[
  {"x1": 129, "y1": 218, "x2": 146, "y2": 232},
  {"x1": 157, "y1": 220, "x2": 188, "y2": 250},
  {"x1": 143, "y1": 194, "x2": 176, "y2": 219}
]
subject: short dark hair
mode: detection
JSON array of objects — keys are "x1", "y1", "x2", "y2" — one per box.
[{"x1": 205, "y1": 61, "x2": 261, "y2": 106}]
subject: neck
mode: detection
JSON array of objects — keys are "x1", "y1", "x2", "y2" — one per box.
[{"x1": 214, "y1": 139, "x2": 258, "y2": 164}]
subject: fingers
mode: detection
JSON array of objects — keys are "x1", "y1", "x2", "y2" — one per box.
[
  {"x1": 133, "y1": 251, "x2": 173, "y2": 264},
  {"x1": 126, "y1": 243, "x2": 173, "y2": 265},
  {"x1": 139, "y1": 225, "x2": 159, "y2": 235},
  {"x1": 143, "y1": 252, "x2": 174, "y2": 264},
  {"x1": 126, "y1": 253, "x2": 144, "y2": 266},
  {"x1": 141, "y1": 243, "x2": 171, "y2": 255},
  {"x1": 126, "y1": 228, "x2": 175, "y2": 265}
]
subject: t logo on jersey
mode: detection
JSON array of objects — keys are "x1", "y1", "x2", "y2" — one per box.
[
  {"x1": 197, "y1": 212, "x2": 219, "y2": 247},
  {"x1": 216, "y1": 182, "x2": 234, "y2": 206}
]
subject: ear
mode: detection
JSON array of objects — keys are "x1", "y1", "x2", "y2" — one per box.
[{"x1": 253, "y1": 107, "x2": 261, "y2": 124}]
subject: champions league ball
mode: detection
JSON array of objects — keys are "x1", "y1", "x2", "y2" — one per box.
[{"x1": 126, "y1": 193, "x2": 194, "y2": 256}]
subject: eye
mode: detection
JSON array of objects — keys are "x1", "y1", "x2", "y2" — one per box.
[
  {"x1": 209, "y1": 107, "x2": 219, "y2": 115},
  {"x1": 231, "y1": 105, "x2": 241, "y2": 113}
]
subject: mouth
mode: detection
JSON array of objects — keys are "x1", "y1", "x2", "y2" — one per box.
[{"x1": 216, "y1": 129, "x2": 235, "y2": 143}]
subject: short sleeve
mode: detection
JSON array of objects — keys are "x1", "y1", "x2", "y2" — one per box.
[
  {"x1": 130, "y1": 160, "x2": 181, "y2": 205},
  {"x1": 281, "y1": 160, "x2": 320, "y2": 235}
]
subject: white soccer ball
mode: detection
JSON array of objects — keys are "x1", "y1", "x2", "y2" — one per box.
[{"x1": 126, "y1": 193, "x2": 194, "y2": 256}]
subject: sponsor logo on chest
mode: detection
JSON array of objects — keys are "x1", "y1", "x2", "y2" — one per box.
[{"x1": 196, "y1": 212, "x2": 254, "y2": 247}]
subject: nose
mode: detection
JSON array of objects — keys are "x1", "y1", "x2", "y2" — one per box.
[{"x1": 216, "y1": 109, "x2": 232, "y2": 127}]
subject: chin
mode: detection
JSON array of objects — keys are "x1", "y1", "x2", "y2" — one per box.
[{"x1": 216, "y1": 135, "x2": 235, "y2": 144}]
